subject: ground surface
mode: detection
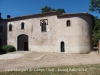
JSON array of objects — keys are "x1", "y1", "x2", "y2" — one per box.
[{"x1": 0, "y1": 51, "x2": 100, "y2": 71}]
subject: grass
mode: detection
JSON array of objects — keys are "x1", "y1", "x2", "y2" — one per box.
[{"x1": 0, "y1": 64, "x2": 100, "y2": 75}]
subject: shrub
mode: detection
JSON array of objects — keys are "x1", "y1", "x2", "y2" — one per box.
[
  {"x1": 0, "y1": 45, "x2": 16, "y2": 54},
  {"x1": 6, "y1": 45, "x2": 16, "y2": 52}
]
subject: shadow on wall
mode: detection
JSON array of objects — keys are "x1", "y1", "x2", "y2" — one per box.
[{"x1": 0, "y1": 13, "x2": 8, "y2": 47}]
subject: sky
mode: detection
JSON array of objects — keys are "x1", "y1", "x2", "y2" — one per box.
[{"x1": 0, "y1": 0, "x2": 100, "y2": 19}]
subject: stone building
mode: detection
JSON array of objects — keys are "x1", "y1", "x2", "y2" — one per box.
[{"x1": 0, "y1": 12, "x2": 93, "y2": 53}]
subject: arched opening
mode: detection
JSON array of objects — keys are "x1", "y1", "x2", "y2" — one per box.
[
  {"x1": 66, "y1": 20, "x2": 70, "y2": 26},
  {"x1": 61, "y1": 41, "x2": 65, "y2": 52},
  {"x1": 9, "y1": 24, "x2": 12, "y2": 31},
  {"x1": 21, "y1": 22, "x2": 24, "y2": 29},
  {"x1": 17, "y1": 34, "x2": 28, "y2": 51}
]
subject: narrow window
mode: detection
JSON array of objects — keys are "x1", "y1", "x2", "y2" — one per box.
[
  {"x1": 0, "y1": 38, "x2": 2, "y2": 46},
  {"x1": 21, "y1": 22, "x2": 24, "y2": 29},
  {"x1": 67, "y1": 20, "x2": 70, "y2": 26},
  {"x1": 41, "y1": 23, "x2": 46, "y2": 32},
  {"x1": 40, "y1": 19, "x2": 48, "y2": 32},
  {"x1": 61, "y1": 41, "x2": 65, "y2": 52},
  {"x1": 0, "y1": 26, "x2": 2, "y2": 32},
  {"x1": 9, "y1": 24, "x2": 12, "y2": 31}
]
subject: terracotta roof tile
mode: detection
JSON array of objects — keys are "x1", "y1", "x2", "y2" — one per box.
[{"x1": 5, "y1": 11, "x2": 93, "y2": 21}]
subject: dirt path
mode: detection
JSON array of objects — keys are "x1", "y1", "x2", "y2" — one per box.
[{"x1": 0, "y1": 51, "x2": 100, "y2": 71}]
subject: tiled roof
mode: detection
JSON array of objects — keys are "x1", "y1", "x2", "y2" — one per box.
[
  {"x1": 5, "y1": 11, "x2": 93, "y2": 21},
  {"x1": 6, "y1": 11, "x2": 58, "y2": 21},
  {"x1": 57, "y1": 12, "x2": 93, "y2": 18}
]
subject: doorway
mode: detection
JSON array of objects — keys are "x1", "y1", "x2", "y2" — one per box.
[
  {"x1": 24, "y1": 42, "x2": 28, "y2": 51},
  {"x1": 17, "y1": 34, "x2": 28, "y2": 51}
]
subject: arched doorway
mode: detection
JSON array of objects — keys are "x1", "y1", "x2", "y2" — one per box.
[
  {"x1": 61, "y1": 41, "x2": 65, "y2": 52},
  {"x1": 17, "y1": 34, "x2": 28, "y2": 51}
]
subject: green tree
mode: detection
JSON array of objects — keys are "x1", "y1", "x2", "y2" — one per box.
[
  {"x1": 89, "y1": 0, "x2": 100, "y2": 13},
  {"x1": 56, "y1": 8, "x2": 65, "y2": 14},
  {"x1": 41, "y1": 6, "x2": 52, "y2": 13},
  {"x1": 89, "y1": 0, "x2": 100, "y2": 46},
  {"x1": 41, "y1": 6, "x2": 66, "y2": 14},
  {"x1": 92, "y1": 17, "x2": 100, "y2": 46},
  {"x1": 51, "y1": 9, "x2": 56, "y2": 12}
]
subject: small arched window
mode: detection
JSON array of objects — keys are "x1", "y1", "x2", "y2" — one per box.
[
  {"x1": 61, "y1": 41, "x2": 65, "y2": 52},
  {"x1": 21, "y1": 22, "x2": 24, "y2": 29},
  {"x1": 66, "y1": 20, "x2": 70, "y2": 26},
  {"x1": 9, "y1": 24, "x2": 12, "y2": 31}
]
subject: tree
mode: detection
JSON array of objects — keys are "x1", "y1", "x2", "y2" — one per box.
[
  {"x1": 89, "y1": 0, "x2": 100, "y2": 13},
  {"x1": 56, "y1": 8, "x2": 65, "y2": 14},
  {"x1": 41, "y1": 6, "x2": 66, "y2": 14},
  {"x1": 41, "y1": 6, "x2": 52, "y2": 13},
  {"x1": 89, "y1": 0, "x2": 100, "y2": 46},
  {"x1": 92, "y1": 16, "x2": 100, "y2": 46},
  {"x1": 51, "y1": 9, "x2": 56, "y2": 12}
]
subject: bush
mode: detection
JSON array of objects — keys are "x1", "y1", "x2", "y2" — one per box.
[{"x1": 0, "y1": 45, "x2": 16, "y2": 54}]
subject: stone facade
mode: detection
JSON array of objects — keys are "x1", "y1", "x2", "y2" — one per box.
[{"x1": 0, "y1": 12, "x2": 93, "y2": 53}]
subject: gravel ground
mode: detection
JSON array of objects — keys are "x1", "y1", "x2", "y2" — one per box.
[
  {"x1": 0, "y1": 51, "x2": 100, "y2": 71},
  {"x1": 0, "y1": 51, "x2": 32, "y2": 60}
]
